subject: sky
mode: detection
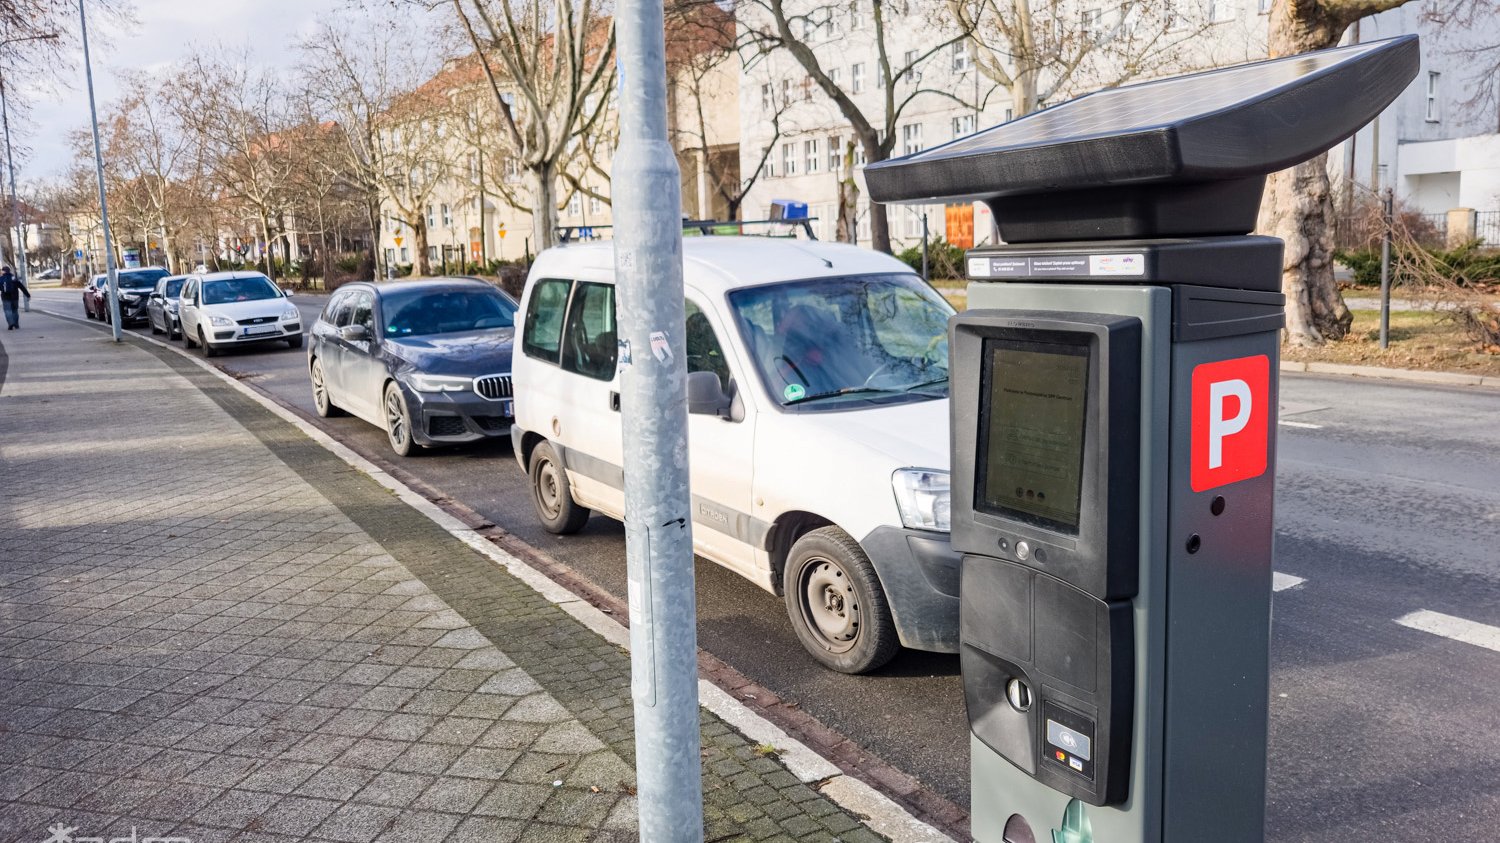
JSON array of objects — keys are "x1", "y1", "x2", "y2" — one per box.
[{"x1": 10, "y1": 0, "x2": 341, "y2": 185}]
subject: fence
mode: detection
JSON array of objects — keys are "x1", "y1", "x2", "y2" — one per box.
[{"x1": 1477, "y1": 211, "x2": 1500, "y2": 248}]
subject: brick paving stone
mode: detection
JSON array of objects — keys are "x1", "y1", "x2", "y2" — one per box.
[{"x1": 0, "y1": 320, "x2": 895, "y2": 843}]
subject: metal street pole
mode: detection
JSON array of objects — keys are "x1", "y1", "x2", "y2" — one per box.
[
  {"x1": 613, "y1": 0, "x2": 703, "y2": 836},
  {"x1": 1379, "y1": 187, "x2": 1393, "y2": 349},
  {"x1": 0, "y1": 74, "x2": 29, "y2": 310},
  {"x1": 80, "y1": 0, "x2": 122, "y2": 340}
]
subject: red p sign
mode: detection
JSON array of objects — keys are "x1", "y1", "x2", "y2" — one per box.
[{"x1": 1191, "y1": 355, "x2": 1270, "y2": 492}]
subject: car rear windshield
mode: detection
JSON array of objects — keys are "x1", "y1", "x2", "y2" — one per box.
[
  {"x1": 382, "y1": 287, "x2": 517, "y2": 337},
  {"x1": 203, "y1": 276, "x2": 282, "y2": 305},
  {"x1": 119, "y1": 269, "x2": 168, "y2": 289}
]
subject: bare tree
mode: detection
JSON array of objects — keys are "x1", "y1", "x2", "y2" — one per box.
[
  {"x1": 954, "y1": 0, "x2": 1223, "y2": 118},
  {"x1": 666, "y1": 0, "x2": 783, "y2": 221},
  {"x1": 739, "y1": 0, "x2": 986, "y2": 252},
  {"x1": 446, "y1": 0, "x2": 617, "y2": 251},
  {"x1": 372, "y1": 86, "x2": 457, "y2": 276},
  {"x1": 1257, "y1": 0, "x2": 1488, "y2": 347},
  {"x1": 174, "y1": 50, "x2": 296, "y2": 282}
]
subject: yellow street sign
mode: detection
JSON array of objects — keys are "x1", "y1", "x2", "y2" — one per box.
[{"x1": 394, "y1": 236, "x2": 404, "y2": 247}]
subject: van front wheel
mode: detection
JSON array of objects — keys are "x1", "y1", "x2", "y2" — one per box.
[
  {"x1": 529, "y1": 441, "x2": 590, "y2": 534},
  {"x1": 784, "y1": 526, "x2": 900, "y2": 674}
]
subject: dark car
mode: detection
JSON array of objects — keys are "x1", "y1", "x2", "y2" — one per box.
[
  {"x1": 146, "y1": 275, "x2": 189, "y2": 339},
  {"x1": 84, "y1": 267, "x2": 171, "y2": 325},
  {"x1": 308, "y1": 278, "x2": 517, "y2": 456}
]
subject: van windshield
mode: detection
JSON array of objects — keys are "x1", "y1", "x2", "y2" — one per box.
[{"x1": 727, "y1": 273, "x2": 955, "y2": 409}]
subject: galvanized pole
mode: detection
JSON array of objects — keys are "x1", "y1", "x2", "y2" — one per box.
[
  {"x1": 920, "y1": 212, "x2": 929, "y2": 282},
  {"x1": 1, "y1": 73, "x2": 31, "y2": 310},
  {"x1": 80, "y1": 0, "x2": 122, "y2": 340},
  {"x1": 1379, "y1": 187, "x2": 1393, "y2": 349},
  {"x1": 613, "y1": 0, "x2": 703, "y2": 836}
]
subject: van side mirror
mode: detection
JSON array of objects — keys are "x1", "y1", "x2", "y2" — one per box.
[{"x1": 686, "y1": 371, "x2": 732, "y2": 419}]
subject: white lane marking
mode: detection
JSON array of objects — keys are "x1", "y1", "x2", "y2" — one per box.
[
  {"x1": 1278, "y1": 420, "x2": 1324, "y2": 429},
  {"x1": 1272, "y1": 572, "x2": 1306, "y2": 591},
  {"x1": 1396, "y1": 610, "x2": 1500, "y2": 654}
]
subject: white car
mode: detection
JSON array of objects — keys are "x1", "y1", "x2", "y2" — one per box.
[
  {"x1": 511, "y1": 237, "x2": 958, "y2": 673},
  {"x1": 178, "y1": 271, "x2": 303, "y2": 357}
]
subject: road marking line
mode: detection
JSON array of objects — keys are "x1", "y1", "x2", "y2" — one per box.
[
  {"x1": 1272, "y1": 572, "x2": 1306, "y2": 591},
  {"x1": 1396, "y1": 610, "x2": 1500, "y2": 654},
  {"x1": 1278, "y1": 420, "x2": 1324, "y2": 429}
]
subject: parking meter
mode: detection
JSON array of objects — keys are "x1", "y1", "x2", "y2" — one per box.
[{"x1": 865, "y1": 37, "x2": 1419, "y2": 843}]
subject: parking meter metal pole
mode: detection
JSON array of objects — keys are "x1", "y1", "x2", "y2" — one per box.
[
  {"x1": 612, "y1": 0, "x2": 704, "y2": 839},
  {"x1": 1380, "y1": 187, "x2": 1393, "y2": 349},
  {"x1": 80, "y1": 0, "x2": 122, "y2": 340}
]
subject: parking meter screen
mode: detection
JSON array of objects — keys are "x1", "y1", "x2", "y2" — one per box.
[{"x1": 978, "y1": 337, "x2": 1090, "y2": 533}]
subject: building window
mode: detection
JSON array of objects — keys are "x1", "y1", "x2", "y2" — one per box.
[
  {"x1": 854, "y1": 143, "x2": 867, "y2": 166},
  {"x1": 1005, "y1": 107, "x2": 1014, "y2": 122},
  {"x1": 805, "y1": 139, "x2": 821, "y2": 173},
  {"x1": 1425, "y1": 71, "x2": 1440, "y2": 122},
  {"x1": 903, "y1": 49, "x2": 918, "y2": 79},
  {"x1": 441, "y1": 203, "x2": 452, "y2": 227},
  {"x1": 906, "y1": 213, "x2": 922, "y2": 237},
  {"x1": 828, "y1": 135, "x2": 843, "y2": 171},
  {"x1": 400, "y1": 247, "x2": 409, "y2": 263},
  {"x1": 852, "y1": 63, "x2": 865, "y2": 93},
  {"x1": 782, "y1": 78, "x2": 792, "y2": 103},
  {"x1": 830, "y1": 67, "x2": 842, "y2": 86},
  {"x1": 426, "y1": 205, "x2": 435, "y2": 228},
  {"x1": 902, "y1": 123, "x2": 923, "y2": 156},
  {"x1": 1082, "y1": 8, "x2": 1103, "y2": 38},
  {"x1": 782, "y1": 142, "x2": 798, "y2": 176},
  {"x1": 761, "y1": 146, "x2": 775, "y2": 179},
  {"x1": 589, "y1": 194, "x2": 602, "y2": 215},
  {"x1": 761, "y1": 83, "x2": 772, "y2": 110},
  {"x1": 802, "y1": 76, "x2": 814, "y2": 101},
  {"x1": 427, "y1": 246, "x2": 438, "y2": 263},
  {"x1": 952, "y1": 115, "x2": 976, "y2": 137},
  {"x1": 1208, "y1": 0, "x2": 1235, "y2": 22},
  {"x1": 952, "y1": 41, "x2": 971, "y2": 72},
  {"x1": 568, "y1": 194, "x2": 581, "y2": 217},
  {"x1": 1258, "y1": 0, "x2": 1272, "y2": 12}
]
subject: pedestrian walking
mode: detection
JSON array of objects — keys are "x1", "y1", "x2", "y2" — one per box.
[{"x1": 1, "y1": 265, "x2": 31, "y2": 330}]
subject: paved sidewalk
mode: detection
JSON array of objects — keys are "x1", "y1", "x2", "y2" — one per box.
[{"x1": 0, "y1": 316, "x2": 888, "y2": 843}]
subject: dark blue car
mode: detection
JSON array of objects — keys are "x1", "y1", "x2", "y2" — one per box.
[{"x1": 308, "y1": 278, "x2": 517, "y2": 456}]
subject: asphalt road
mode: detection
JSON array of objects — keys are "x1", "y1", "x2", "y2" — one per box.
[{"x1": 28, "y1": 288, "x2": 1500, "y2": 840}]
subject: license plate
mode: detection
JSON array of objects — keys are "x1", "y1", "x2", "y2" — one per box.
[{"x1": 242, "y1": 326, "x2": 279, "y2": 337}]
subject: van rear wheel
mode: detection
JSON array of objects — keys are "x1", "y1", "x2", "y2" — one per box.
[
  {"x1": 529, "y1": 440, "x2": 590, "y2": 534},
  {"x1": 784, "y1": 526, "x2": 900, "y2": 674}
]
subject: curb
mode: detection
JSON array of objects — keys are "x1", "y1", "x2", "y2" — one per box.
[
  {"x1": 33, "y1": 306, "x2": 961, "y2": 843},
  {"x1": 1281, "y1": 360, "x2": 1500, "y2": 389}
]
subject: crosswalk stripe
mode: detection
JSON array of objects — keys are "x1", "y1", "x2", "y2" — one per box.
[{"x1": 1396, "y1": 610, "x2": 1500, "y2": 654}]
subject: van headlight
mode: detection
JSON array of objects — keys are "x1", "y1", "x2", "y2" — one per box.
[
  {"x1": 892, "y1": 469, "x2": 951, "y2": 532},
  {"x1": 209, "y1": 315, "x2": 234, "y2": 326},
  {"x1": 406, "y1": 373, "x2": 472, "y2": 393}
]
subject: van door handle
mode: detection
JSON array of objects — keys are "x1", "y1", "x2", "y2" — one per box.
[{"x1": 609, "y1": 391, "x2": 620, "y2": 412}]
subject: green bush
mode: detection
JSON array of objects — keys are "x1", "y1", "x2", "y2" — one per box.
[
  {"x1": 335, "y1": 254, "x2": 362, "y2": 273},
  {"x1": 1338, "y1": 241, "x2": 1500, "y2": 289},
  {"x1": 896, "y1": 237, "x2": 967, "y2": 280}
]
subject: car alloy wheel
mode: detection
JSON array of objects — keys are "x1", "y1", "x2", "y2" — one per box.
[{"x1": 384, "y1": 382, "x2": 417, "y2": 457}]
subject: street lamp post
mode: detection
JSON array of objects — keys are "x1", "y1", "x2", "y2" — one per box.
[
  {"x1": 79, "y1": 0, "x2": 122, "y2": 340},
  {"x1": 0, "y1": 31, "x2": 59, "y2": 311}
]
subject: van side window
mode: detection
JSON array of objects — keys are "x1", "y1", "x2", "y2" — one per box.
[
  {"x1": 523, "y1": 279, "x2": 572, "y2": 363},
  {"x1": 685, "y1": 300, "x2": 731, "y2": 392},
  {"x1": 562, "y1": 282, "x2": 617, "y2": 380}
]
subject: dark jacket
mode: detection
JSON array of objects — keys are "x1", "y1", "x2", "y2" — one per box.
[{"x1": 0, "y1": 271, "x2": 29, "y2": 302}]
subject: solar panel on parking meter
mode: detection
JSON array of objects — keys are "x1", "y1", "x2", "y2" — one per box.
[{"x1": 868, "y1": 37, "x2": 1419, "y2": 843}]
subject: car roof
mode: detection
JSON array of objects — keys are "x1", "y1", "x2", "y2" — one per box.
[
  {"x1": 528, "y1": 237, "x2": 913, "y2": 294},
  {"x1": 196, "y1": 271, "x2": 273, "y2": 282},
  {"x1": 341, "y1": 277, "x2": 507, "y2": 298}
]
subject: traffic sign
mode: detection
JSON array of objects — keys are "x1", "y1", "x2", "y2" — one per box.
[
  {"x1": 394, "y1": 236, "x2": 404, "y2": 247},
  {"x1": 1190, "y1": 354, "x2": 1270, "y2": 492}
]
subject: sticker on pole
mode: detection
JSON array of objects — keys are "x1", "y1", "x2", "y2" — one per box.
[{"x1": 1190, "y1": 354, "x2": 1269, "y2": 492}]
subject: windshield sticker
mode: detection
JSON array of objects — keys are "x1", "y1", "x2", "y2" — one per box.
[
  {"x1": 783, "y1": 383, "x2": 806, "y2": 402},
  {"x1": 649, "y1": 331, "x2": 673, "y2": 364}
]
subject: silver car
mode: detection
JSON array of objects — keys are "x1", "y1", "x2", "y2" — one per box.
[{"x1": 147, "y1": 275, "x2": 189, "y2": 340}]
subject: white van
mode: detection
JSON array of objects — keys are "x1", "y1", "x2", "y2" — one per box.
[{"x1": 511, "y1": 237, "x2": 959, "y2": 673}]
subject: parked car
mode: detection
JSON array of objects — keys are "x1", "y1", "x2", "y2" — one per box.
[
  {"x1": 83, "y1": 267, "x2": 171, "y2": 324},
  {"x1": 178, "y1": 271, "x2": 302, "y2": 357},
  {"x1": 35, "y1": 268, "x2": 60, "y2": 280},
  {"x1": 146, "y1": 275, "x2": 189, "y2": 339},
  {"x1": 308, "y1": 278, "x2": 518, "y2": 456},
  {"x1": 511, "y1": 238, "x2": 958, "y2": 673}
]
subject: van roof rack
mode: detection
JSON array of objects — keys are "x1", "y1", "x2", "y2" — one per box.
[{"x1": 555, "y1": 217, "x2": 820, "y2": 244}]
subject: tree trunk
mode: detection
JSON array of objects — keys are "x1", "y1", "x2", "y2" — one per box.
[
  {"x1": 1261, "y1": 0, "x2": 1410, "y2": 345},
  {"x1": 530, "y1": 160, "x2": 559, "y2": 251},
  {"x1": 260, "y1": 215, "x2": 277, "y2": 282},
  {"x1": 836, "y1": 142, "x2": 859, "y2": 243},
  {"x1": 1260, "y1": 154, "x2": 1351, "y2": 345},
  {"x1": 414, "y1": 220, "x2": 431, "y2": 276},
  {"x1": 861, "y1": 135, "x2": 891, "y2": 253}
]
